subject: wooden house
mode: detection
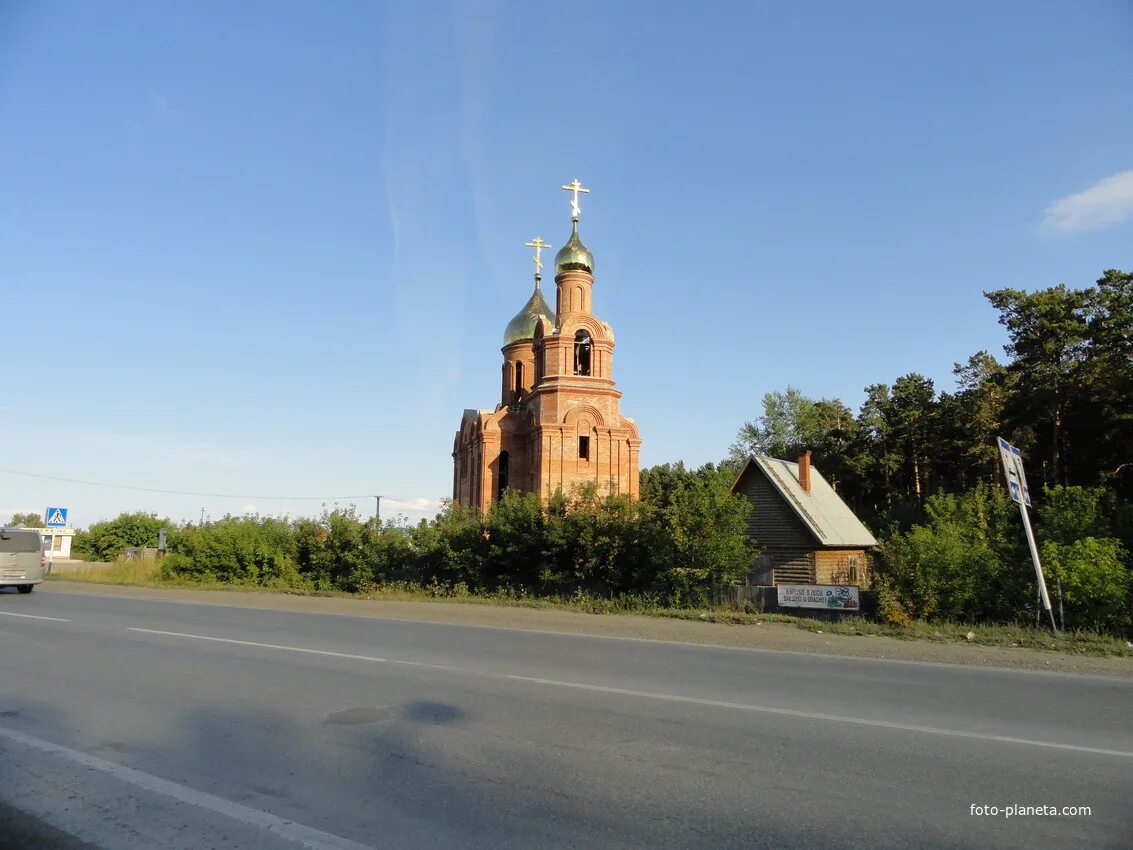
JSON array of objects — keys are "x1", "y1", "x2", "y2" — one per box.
[{"x1": 731, "y1": 451, "x2": 877, "y2": 586}]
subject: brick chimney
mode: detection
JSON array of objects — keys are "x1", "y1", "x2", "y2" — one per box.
[{"x1": 798, "y1": 450, "x2": 812, "y2": 494}]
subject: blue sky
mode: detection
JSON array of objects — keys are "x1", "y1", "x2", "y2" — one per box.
[{"x1": 2, "y1": 0, "x2": 1131, "y2": 528}]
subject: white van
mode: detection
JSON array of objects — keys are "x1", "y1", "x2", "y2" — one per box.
[{"x1": 0, "y1": 527, "x2": 49, "y2": 593}]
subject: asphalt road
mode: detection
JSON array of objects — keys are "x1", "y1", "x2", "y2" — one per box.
[{"x1": 1, "y1": 586, "x2": 1130, "y2": 849}]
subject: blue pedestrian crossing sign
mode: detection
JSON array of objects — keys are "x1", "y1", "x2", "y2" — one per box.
[
  {"x1": 996, "y1": 438, "x2": 1031, "y2": 507},
  {"x1": 45, "y1": 507, "x2": 68, "y2": 528}
]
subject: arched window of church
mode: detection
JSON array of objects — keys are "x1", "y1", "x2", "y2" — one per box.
[
  {"x1": 497, "y1": 451, "x2": 510, "y2": 501},
  {"x1": 573, "y1": 331, "x2": 592, "y2": 376},
  {"x1": 514, "y1": 362, "x2": 524, "y2": 399}
]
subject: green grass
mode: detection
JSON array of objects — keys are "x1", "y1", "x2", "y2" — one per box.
[
  {"x1": 50, "y1": 558, "x2": 321, "y2": 595},
  {"x1": 50, "y1": 565, "x2": 1133, "y2": 659},
  {"x1": 790, "y1": 615, "x2": 1133, "y2": 657},
  {"x1": 52, "y1": 557, "x2": 165, "y2": 585}
]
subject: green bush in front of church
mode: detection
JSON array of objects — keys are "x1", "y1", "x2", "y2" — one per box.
[{"x1": 154, "y1": 461, "x2": 754, "y2": 606}]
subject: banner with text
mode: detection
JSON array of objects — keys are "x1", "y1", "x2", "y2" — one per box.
[{"x1": 777, "y1": 584, "x2": 860, "y2": 610}]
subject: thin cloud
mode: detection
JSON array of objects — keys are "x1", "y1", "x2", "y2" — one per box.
[
  {"x1": 1042, "y1": 169, "x2": 1133, "y2": 232},
  {"x1": 148, "y1": 90, "x2": 171, "y2": 113},
  {"x1": 385, "y1": 497, "x2": 443, "y2": 512},
  {"x1": 124, "y1": 91, "x2": 181, "y2": 133}
]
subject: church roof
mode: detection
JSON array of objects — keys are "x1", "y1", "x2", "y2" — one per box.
[{"x1": 503, "y1": 283, "x2": 554, "y2": 346}]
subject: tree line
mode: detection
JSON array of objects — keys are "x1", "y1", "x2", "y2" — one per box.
[{"x1": 729, "y1": 270, "x2": 1132, "y2": 525}]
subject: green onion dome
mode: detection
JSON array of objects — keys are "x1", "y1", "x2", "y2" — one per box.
[
  {"x1": 503, "y1": 283, "x2": 554, "y2": 345},
  {"x1": 554, "y1": 220, "x2": 594, "y2": 274}
]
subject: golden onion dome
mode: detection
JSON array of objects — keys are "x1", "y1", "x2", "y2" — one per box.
[
  {"x1": 503, "y1": 283, "x2": 554, "y2": 346},
  {"x1": 554, "y1": 220, "x2": 594, "y2": 274}
]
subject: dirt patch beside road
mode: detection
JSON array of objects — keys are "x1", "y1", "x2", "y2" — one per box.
[{"x1": 43, "y1": 581, "x2": 1132, "y2": 678}]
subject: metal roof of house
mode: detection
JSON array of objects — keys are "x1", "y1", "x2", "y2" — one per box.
[{"x1": 733, "y1": 454, "x2": 878, "y2": 548}]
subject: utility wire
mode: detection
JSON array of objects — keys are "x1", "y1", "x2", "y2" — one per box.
[{"x1": 0, "y1": 468, "x2": 378, "y2": 501}]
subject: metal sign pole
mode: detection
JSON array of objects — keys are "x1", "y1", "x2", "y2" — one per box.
[
  {"x1": 1018, "y1": 499, "x2": 1057, "y2": 633},
  {"x1": 997, "y1": 437, "x2": 1057, "y2": 635}
]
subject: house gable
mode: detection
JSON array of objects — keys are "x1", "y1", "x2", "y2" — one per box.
[
  {"x1": 731, "y1": 455, "x2": 877, "y2": 549},
  {"x1": 733, "y1": 463, "x2": 820, "y2": 549}
]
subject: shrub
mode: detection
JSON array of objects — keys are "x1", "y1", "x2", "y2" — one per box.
[
  {"x1": 1041, "y1": 537, "x2": 1131, "y2": 632},
  {"x1": 1039, "y1": 486, "x2": 1112, "y2": 545},
  {"x1": 72, "y1": 465, "x2": 756, "y2": 611},
  {"x1": 72, "y1": 512, "x2": 177, "y2": 562},
  {"x1": 409, "y1": 501, "x2": 489, "y2": 587},
  {"x1": 483, "y1": 491, "x2": 552, "y2": 590},
  {"x1": 874, "y1": 484, "x2": 1031, "y2": 623},
  {"x1": 874, "y1": 482, "x2": 1133, "y2": 634},
  {"x1": 639, "y1": 462, "x2": 754, "y2": 592},
  {"x1": 876, "y1": 584, "x2": 912, "y2": 628},
  {"x1": 163, "y1": 515, "x2": 304, "y2": 588}
]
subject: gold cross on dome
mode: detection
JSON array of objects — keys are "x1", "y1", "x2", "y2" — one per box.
[
  {"x1": 561, "y1": 178, "x2": 590, "y2": 221},
  {"x1": 525, "y1": 236, "x2": 552, "y2": 275}
]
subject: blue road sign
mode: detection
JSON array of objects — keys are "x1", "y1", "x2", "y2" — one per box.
[
  {"x1": 996, "y1": 438, "x2": 1032, "y2": 507},
  {"x1": 45, "y1": 507, "x2": 68, "y2": 527},
  {"x1": 1009, "y1": 446, "x2": 1032, "y2": 507}
]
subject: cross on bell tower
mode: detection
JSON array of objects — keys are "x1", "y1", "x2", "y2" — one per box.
[{"x1": 561, "y1": 178, "x2": 590, "y2": 222}]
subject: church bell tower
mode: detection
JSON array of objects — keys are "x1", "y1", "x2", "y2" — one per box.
[{"x1": 452, "y1": 180, "x2": 641, "y2": 511}]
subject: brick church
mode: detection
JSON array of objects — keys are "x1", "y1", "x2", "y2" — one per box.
[{"x1": 452, "y1": 180, "x2": 641, "y2": 511}]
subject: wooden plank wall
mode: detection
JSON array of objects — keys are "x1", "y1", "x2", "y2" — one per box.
[
  {"x1": 815, "y1": 549, "x2": 868, "y2": 585},
  {"x1": 735, "y1": 468, "x2": 815, "y2": 549}
]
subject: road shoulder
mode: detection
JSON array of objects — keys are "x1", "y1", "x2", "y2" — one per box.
[{"x1": 0, "y1": 800, "x2": 101, "y2": 850}]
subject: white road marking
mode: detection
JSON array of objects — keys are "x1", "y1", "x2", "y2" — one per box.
[
  {"x1": 0, "y1": 611, "x2": 70, "y2": 622},
  {"x1": 126, "y1": 625, "x2": 1133, "y2": 761},
  {"x1": 0, "y1": 725, "x2": 373, "y2": 850},
  {"x1": 49, "y1": 585, "x2": 1131, "y2": 683},
  {"x1": 127, "y1": 627, "x2": 458, "y2": 672},
  {"x1": 507, "y1": 675, "x2": 1133, "y2": 760}
]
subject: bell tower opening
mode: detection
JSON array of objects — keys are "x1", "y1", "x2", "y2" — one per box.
[
  {"x1": 573, "y1": 331, "x2": 592, "y2": 376},
  {"x1": 514, "y1": 362, "x2": 524, "y2": 400}
]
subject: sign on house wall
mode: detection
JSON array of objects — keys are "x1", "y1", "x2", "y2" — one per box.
[{"x1": 777, "y1": 584, "x2": 860, "y2": 610}]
